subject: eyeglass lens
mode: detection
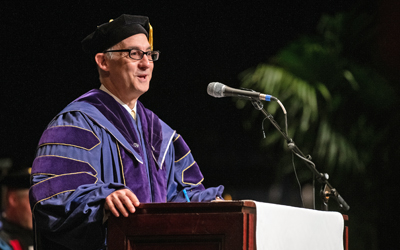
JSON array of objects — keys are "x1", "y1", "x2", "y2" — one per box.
[{"x1": 130, "y1": 49, "x2": 159, "y2": 61}]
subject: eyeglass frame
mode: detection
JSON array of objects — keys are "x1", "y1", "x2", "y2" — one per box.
[{"x1": 103, "y1": 48, "x2": 160, "y2": 61}]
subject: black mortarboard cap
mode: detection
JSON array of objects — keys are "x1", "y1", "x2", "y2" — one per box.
[
  {"x1": 0, "y1": 168, "x2": 31, "y2": 189},
  {"x1": 81, "y1": 14, "x2": 152, "y2": 54}
]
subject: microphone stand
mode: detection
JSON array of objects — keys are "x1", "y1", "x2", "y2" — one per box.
[{"x1": 250, "y1": 99, "x2": 350, "y2": 211}]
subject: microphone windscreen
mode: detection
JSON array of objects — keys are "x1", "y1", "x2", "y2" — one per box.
[{"x1": 207, "y1": 82, "x2": 225, "y2": 98}]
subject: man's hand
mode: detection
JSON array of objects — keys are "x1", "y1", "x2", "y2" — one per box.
[{"x1": 104, "y1": 189, "x2": 140, "y2": 217}]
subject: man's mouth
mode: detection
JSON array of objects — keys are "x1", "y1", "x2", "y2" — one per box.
[{"x1": 138, "y1": 74, "x2": 147, "y2": 80}]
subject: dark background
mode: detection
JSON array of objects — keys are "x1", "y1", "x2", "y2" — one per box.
[{"x1": 1, "y1": 1, "x2": 399, "y2": 249}]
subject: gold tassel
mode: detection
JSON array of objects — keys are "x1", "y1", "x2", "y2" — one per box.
[{"x1": 149, "y1": 23, "x2": 153, "y2": 50}]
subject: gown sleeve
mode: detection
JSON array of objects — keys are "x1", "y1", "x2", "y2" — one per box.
[{"x1": 29, "y1": 111, "x2": 127, "y2": 250}]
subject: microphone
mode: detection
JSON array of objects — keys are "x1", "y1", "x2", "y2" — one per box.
[{"x1": 207, "y1": 82, "x2": 276, "y2": 101}]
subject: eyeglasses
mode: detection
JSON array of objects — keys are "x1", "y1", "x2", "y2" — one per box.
[{"x1": 104, "y1": 48, "x2": 160, "y2": 61}]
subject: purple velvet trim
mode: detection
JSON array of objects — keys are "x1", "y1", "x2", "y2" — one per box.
[
  {"x1": 183, "y1": 162, "x2": 204, "y2": 185},
  {"x1": 140, "y1": 105, "x2": 163, "y2": 165},
  {"x1": 73, "y1": 90, "x2": 168, "y2": 202},
  {"x1": 32, "y1": 156, "x2": 96, "y2": 175},
  {"x1": 73, "y1": 90, "x2": 141, "y2": 151},
  {"x1": 73, "y1": 90, "x2": 165, "y2": 164},
  {"x1": 173, "y1": 135, "x2": 190, "y2": 161},
  {"x1": 136, "y1": 102, "x2": 163, "y2": 139},
  {"x1": 38, "y1": 126, "x2": 100, "y2": 150},
  {"x1": 30, "y1": 173, "x2": 97, "y2": 205},
  {"x1": 136, "y1": 102, "x2": 167, "y2": 202},
  {"x1": 118, "y1": 145, "x2": 152, "y2": 203}
]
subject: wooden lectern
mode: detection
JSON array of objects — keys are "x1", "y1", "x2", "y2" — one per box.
[
  {"x1": 107, "y1": 200, "x2": 348, "y2": 250},
  {"x1": 108, "y1": 201, "x2": 256, "y2": 250}
]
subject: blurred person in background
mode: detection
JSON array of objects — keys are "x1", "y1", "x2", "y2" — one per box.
[{"x1": 0, "y1": 167, "x2": 33, "y2": 250}]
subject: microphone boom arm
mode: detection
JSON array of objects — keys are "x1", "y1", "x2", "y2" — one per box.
[{"x1": 252, "y1": 99, "x2": 350, "y2": 211}]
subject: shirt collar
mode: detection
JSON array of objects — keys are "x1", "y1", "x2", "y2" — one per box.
[{"x1": 99, "y1": 84, "x2": 137, "y2": 115}]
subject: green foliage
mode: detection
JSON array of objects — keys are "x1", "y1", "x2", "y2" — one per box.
[
  {"x1": 237, "y1": 11, "x2": 395, "y2": 180},
  {"x1": 237, "y1": 3, "x2": 399, "y2": 249}
]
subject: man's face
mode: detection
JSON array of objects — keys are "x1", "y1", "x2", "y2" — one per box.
[
  {"x1": 106, "y1": 33, "x2": 154, "y2": 100},
  {"x1": 12, "y1": 189, "x2": 33, "y2": 229}
]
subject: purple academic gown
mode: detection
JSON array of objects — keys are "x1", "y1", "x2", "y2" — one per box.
[{"x1": 29, "y1": 89, "x2": 224, "y2": 250}]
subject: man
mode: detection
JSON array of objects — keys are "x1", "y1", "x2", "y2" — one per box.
[
  {"x1": 29, "y1": 14, "x2": 224, "y2": 250},
  {"x1": 0, "y1": 168, "x2": 34, "y2": 250}
]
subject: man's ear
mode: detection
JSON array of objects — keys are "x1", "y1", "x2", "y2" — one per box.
[
  {"x1": 7, "y1": 191, "x2": 18, "y2": 207},
  {"x1": 95, "y1": 53, "x2": 109, "y2": 72}
]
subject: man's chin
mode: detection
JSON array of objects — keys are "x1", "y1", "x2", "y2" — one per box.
[{"x1": 135, "y1": 86, "x2": 150, "y2": 97}]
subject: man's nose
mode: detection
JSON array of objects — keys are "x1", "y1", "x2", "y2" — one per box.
[{"x1": 138, "y1": 55, "x2": 151, "y2": 67}]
